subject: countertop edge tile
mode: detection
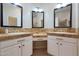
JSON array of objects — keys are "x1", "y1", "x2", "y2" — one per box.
[
  {"x1": 47, "y1": 32, "x2": 79, "y2": 39},
  {"x1": 0, "y1": 32, "x2": 32, "y2": 41}
]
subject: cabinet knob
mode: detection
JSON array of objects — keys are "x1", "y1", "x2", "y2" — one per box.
[
  {"x1": 19, "y1": 46, "x2": 21, "y2": 48},
  {"x1": 22, "y1": 45, "x2": 24, "y2": 46},
  {"x1": 60, "y1": 43, "x2": 62, "y2": 45},
  {"x1": 56, "y1": 43, "x2": 59, "y2": 45}
]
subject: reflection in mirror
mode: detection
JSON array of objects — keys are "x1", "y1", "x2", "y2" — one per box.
[
  {"x1": 54, "y1": 4, "x2": 72, "y2": 28},
  {"x1": 32, "y1": 11, "x2": 44, "y2": 28},
  {"x1": 1, "y1": 3, "x2": 23, "y2": 27}
]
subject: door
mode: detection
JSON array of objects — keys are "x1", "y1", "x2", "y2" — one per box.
[
  {"x1": 59, "y1": 42, "x2": 77, "y2": 56},
  {"x1": 0, "y1": 44, "x2": 21, "y2": 56},
  {"x1": 47, "y1": 37, "x2": 59, "y2": 56},
  {"x1": 22, "y1": 37, "x2": 32, "y2": 56}
]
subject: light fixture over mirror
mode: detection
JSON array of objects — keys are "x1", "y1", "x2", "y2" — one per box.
[
  {"x1": 32, "y1": 7, "x2": 43, "y2": 12},
  {"x1": 13, "y1": 3, "x2": 22, "y2": 6},
  {"x1": 55, "y1": 3, "x2": 71, "y2": 8}
]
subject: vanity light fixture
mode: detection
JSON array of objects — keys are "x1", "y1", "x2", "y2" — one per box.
[
  {"x1": 55, "y1": 3, "x2": 62, "y2": 8},
  {"x1": 32, "y1": 7, "x2": 43, "y2": 12},
  {"x1": 12, "y1": 3, "x2": 22, "y2": 6},
  {"x1": 56, "y1": 3, "x2": 70, "y2": 8}
]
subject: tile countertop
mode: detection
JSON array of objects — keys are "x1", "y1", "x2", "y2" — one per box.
[
  {"x1": 47, "y1": 32, "x2": 79, "y2": 38},
  {"x1": 0, "y1": 32, "x2": 79, "y2": 41},
  {"x1": 33, "y1": 33, "x2": 48, "y2": 37},
  {"x1": 0, "y1": 32, "x2": 32, "y2": 41}
]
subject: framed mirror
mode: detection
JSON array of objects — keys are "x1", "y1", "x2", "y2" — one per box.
[
  {"x1": 32, "y1": 11, "x2": 44, "y2": 28},
  {"x1": 0, "y1": 3, "x2": 23, "y2": 28},
  {"x1": 54, "y1": 4, "x2": 72, "y2": 28}
]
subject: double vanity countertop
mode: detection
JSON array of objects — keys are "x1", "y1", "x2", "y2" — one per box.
[
  {"x1": 47, "y1": 32, "x2": 79, "y2": 38},
  {"x1": 0, "y1": 32, "x2": 32, "y2": 41},
  {"x1": 0, "y1": 32, "x2": 79, "y2": 41},
  {"x1": 33, "y1": 32, "x2": 79, "y2": 39}
]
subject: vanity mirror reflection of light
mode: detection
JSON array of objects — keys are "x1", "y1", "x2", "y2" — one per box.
[
  {"x1": 54, "y1": 4, "x2": 72, "y2": 28},
  {"x1": 0, "y1": 3, "x2": 23, "y2": 28},
  {"x1": 32, "y1": 11, "x2": 44, "y2": 28}
]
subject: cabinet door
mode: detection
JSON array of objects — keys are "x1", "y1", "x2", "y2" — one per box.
[
  {"x1": 78, "y1": 39, "x2": 79, "y2": 56},
  {"x1": 22, "y1": 37, "x2": 32, "y2": 56},
  {"x1": 0, "y1": 44, "x2": 21, "y2": 56},
  {"x1": 47, "y1": 37, "x2": 59, "y2": 56},
  {"x1": 59, "y1": 42, "x2": 77, "y2": 56}
]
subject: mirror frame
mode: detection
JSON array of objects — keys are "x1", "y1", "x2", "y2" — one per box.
[
  {"x1": 54, "y1": 4, "x2": 72, "y2": 28},
  {"x1": 32, "y1": 11, "x2": 44, "y2": 28},
  {"x1": 1, "y1": 3, "x2": 23, "y2": 28}
]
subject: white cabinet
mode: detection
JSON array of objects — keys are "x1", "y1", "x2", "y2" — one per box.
[
  {"x1": 48, "y1": 36, "x2": 77, "y2": 56},
  {"x1": 59, "y1": 41, "x2": 77, "y2": 56},
  {"x1": 22, "y1": 37, "x2": 32, "y2": 56},
  {"x1": 77, "y1": 39, "x2": 79, "y2": 56},
  {"x1": 0, "y1": 36, "x2": 32, "y2": 56},
  {"x1": 0, "y1": 44, "x2": 21, "y2": 56},
  {"x1": 48, "y1": 38, "x2": 59, "y2": 56}
]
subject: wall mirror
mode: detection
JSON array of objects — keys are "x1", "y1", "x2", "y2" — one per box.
[
  {"x1": 54, "y1": 4, "x2": 72, "y2": 28},
  {"x1": 0, "y1": 3, "x2": 23, "y2": 27},
  {"x1": 32, "y1": 11, "x2": 44, "y2": 28}
]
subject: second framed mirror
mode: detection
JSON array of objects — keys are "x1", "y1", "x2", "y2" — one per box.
[
  {"x1": 54, "y1": 4, "x2": 72, "y2": 28},
  {"x1": 32, "y1": 11, "x2": 44, "y2": 28}
]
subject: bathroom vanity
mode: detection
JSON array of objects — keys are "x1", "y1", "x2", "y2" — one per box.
[
  {"x1": 47, "y1": 32, "x2": 79, "y2": 56},
  {"x1": 0, "y1": 32, "x2": 32, "y2": 56}
]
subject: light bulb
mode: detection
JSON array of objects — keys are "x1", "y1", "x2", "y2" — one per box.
[
  {"x1": 33, "y1": 7, "x2": 43, "y2": 12},
  {"x1": 56, "y1": 3, "x2": 70, "y2": 8},
  {"x1": 56, "y1": 4, "x2": 62, "y2": 8},
  {"x1": 14, "y1": 3, "x2": 21, "y2": 6}
]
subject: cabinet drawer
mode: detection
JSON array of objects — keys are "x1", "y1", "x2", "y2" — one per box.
[
  {"x1": 23, "y1": 36, "x2": 32, "y2": 40},
  {"x1": 0, "y1": 38, "x2": 25, "y2": 49},
  {"x1": 0, "y1": 44, "x2": 21, "y2": 56},
  {"x1": 48, "y1": 36, "x2": 77, "y2": 43},
  {"x1": 33, "y1": 37, "x2": 47, "y2": 41},
  {"x1": 61, "y1": 37, "x2": 77, "y2": 43}
]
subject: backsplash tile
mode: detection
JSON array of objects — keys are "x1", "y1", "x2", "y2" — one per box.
[
  {"x1": 53, "y1": 28, "x2": 76, "y2": 33},
  {"x1": 0, "y1": 27, "x2": 5, "y2": 33},
  {"x1": 7, "y1": 28, "x2": 76, "y2": 33},
  {"x1": 8, "y1": 28, "x2": 47, "y2": 33},
  {"x1": 0, "y1": 27, "x2": 78, "y2": 34}
]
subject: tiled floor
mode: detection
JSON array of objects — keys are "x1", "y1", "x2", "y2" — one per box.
[
  {"x1": 32, "y1": 40, "x2": 51, "y2": 56},
  {"x1": 32, "y1": 48, "x2": 50, "y2": 56}
]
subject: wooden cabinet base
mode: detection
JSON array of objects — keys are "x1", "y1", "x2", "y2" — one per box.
[{"x1": 32, "y1": 40, "x2": 47, "y2": 56}]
